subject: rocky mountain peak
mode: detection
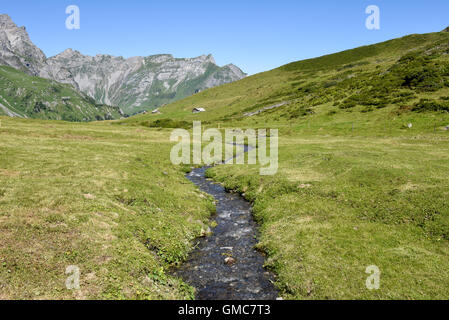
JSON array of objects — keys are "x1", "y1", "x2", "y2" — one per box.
[
  {"x1": 0, "y1": 15, "x2": 246, "y2": 114},
  {"x1": 0, "y1": 13, "x2": 46, "y2": 75},
  {"x1": 224, "y1": 63, "x2": 244, "y2": 73},
  {"x1": 0, "y1": 14, "x2": 15, "y2": 28},
  {"x1": 61, "y1": 48, "x2": 76, "y2": 55},
  {"x1": 56, "y1": 48, "x2": 82, "y2": 59},
  {"x1": 198, "y1": 54, "x2": 216, "y2": 65}
]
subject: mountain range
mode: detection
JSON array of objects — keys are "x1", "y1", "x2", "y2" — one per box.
[{"x1": 0, "y1": 14, "x2": 246, "y2": 120}]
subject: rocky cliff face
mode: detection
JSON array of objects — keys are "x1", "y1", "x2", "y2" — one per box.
[
  {"x1": 0, "y1": 14, "x2": 246, "y2": 114},
  {"x1": 0, "y1": 14, "x2": 46, "y2": 75},
  {"x1": 0, "y1": 65, "x2": 125, "y2": 121},
  {"x1": 39, "y1": 51, "x2": 245, "y2": 113}
]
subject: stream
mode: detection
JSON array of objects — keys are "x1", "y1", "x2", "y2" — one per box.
[{"x1": 174, "y1": 144, "x2": 278, "y2": 300}]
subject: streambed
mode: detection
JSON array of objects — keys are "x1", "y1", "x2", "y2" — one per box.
[{"x1": 174, "y1": 145, "x2": 278, "y2": 300}]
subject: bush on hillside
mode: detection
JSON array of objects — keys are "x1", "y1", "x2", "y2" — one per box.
[
  {"x1": 140, "y1": 119, "x2": 191, "y2": 129},
  {"x1": 412, "y1": 98, "x2": 449, "y2": 112},
  {"x1": 391, "y1": 52, "x2": 445, "y2": 92}
]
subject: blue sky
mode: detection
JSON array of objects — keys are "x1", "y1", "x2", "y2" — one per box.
[{"x1": 2, "y1": 0, "x2": 449, "y2": 74}]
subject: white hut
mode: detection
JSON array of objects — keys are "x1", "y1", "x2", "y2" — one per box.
[{"x1": 192, "y1": 107, "x2": 206, "y2": 114}]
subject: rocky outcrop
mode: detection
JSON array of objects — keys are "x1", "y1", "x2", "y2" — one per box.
[{"x1": 0, "y1": 14, "x2": 246, "y2": 114}]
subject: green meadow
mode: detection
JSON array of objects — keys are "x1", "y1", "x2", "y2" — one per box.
[
  {"x1": 1, "y1": 28, "x2": 449, "y2": 299},
  {"x1": 208, "y1": 124, "x2": 449, "y2": 299},
  {"x1": 0, "y1": 117, "x2": 215, "y2": 299}
]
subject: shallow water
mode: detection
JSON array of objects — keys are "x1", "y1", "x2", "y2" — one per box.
[{"x1": 174, "y1": 148, "x2": 278, "y2": 300}]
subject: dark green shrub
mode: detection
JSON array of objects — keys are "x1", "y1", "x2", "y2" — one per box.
[
  {"x1": 412, "y1": 99, "x2": 449, "y2": 112},
  {"x1": 141, "y1": 119, "x2": 191, "y2": 129}
]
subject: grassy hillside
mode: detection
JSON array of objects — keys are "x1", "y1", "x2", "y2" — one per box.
[
  {"x1": 124, "y1": 29, "x2": 449, "y2": 127},
  {"x1": 121, "y1": 29, "x2": 449, "y2": 299},
  {"x1": 0, "y1": 116, "x2": 215, "y2": 299},
  {"x1": 0, "y1": 66, "x2": 124, "y2": 121}
]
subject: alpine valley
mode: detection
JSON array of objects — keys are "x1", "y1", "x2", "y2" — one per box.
[{"x1": 0, "y1": 14, "x2": 246, "y2": 121}]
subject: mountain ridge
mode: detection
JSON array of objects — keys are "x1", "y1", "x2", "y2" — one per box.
[{"x1": 0, "y1": 14, "x2": 246, "y2": 114}]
